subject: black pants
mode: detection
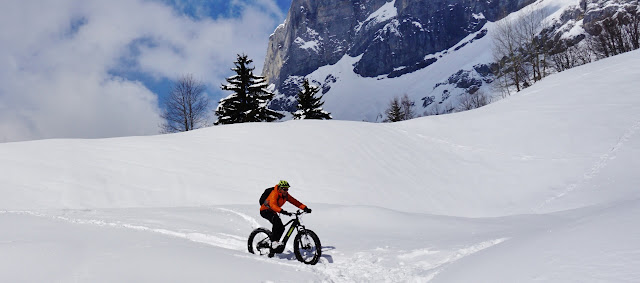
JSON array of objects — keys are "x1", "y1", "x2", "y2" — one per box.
[{"x1": 260, "y1": 210, "x2": 284, "y2": 242}]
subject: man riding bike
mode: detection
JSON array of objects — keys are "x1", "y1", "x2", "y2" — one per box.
[{"x1": 260, "y1": 180, "x2": 312, "y2": 256}]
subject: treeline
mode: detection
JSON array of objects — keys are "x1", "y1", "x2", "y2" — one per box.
[
  {"x1": 379, "y1": 89, "x2": 490, "y2": 123},
  {"x1": 585, "y1": 5, "x2": 640, "y2": 59},
  {"x1": 160, "y1": 54, "x2": 331, "y2": 133},
  {"x1": 381, "y1": 4, "x2": 639, "y2": 123},
  {"x1": 493, "y1": 5, "x2": 640, "y2": 96},
  {"x1": 164, "y1": 4, "x2": 639, "y2": 128}
]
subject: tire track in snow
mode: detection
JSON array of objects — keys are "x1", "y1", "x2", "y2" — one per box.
[
  {"x1": 420, "y1": 238, "x2": 509, "y2": 281},
  {"x1": 0, "y1": 210, "x2": 246, "y2": 251},
  {"x1": 216, "y1": 207, "x2": 261, "y2": 228},
  {"x1": 313, "y1": 238, "x2": 508, "y2": 282},
  {"x1": 416, "y1": 133, "x2": 571, "y2": 161},
  {"x1": 537, "y1": 119, "x2": 640, "y2": 211}
]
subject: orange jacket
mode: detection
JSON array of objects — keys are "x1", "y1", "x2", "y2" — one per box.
[{"x1": 260, "y1": 185, "x2": 307, "y2": 213}]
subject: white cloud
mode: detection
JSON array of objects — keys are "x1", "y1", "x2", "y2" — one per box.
[{"x1": 0, "y1": 0, "x2": 284, "y2": 142}]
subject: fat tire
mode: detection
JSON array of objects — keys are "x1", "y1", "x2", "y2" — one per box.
[
  {"x1": 293, "y1": 229, "x2": 322, "y2": 265},
  {"x1": 248, "y1": 228, "x2": 272, "y2": 256}
]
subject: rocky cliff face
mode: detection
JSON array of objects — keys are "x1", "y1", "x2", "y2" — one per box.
[
  {"x1": 581, "y1": 0, "x2": 639, "y2": 34},
  {"x1": 262, "y1": 0, "x2": 535, "y2": 111}
]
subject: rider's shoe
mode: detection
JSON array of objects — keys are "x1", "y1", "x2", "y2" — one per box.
[{"x1": 271, "y1": 241, "x2": 284, "y2": 249}]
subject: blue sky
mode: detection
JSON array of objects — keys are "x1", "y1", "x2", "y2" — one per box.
[
  {"x1": 114, "y1": 0, "x2": 293, "y2": 112},
  {"x1": 0, "y1": 0, "x2": 292, "y2": 142},
  {"x1": 159, "y1": 0, "x2": 292, "y2": 19}
]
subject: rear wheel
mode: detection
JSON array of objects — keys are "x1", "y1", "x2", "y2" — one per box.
[
  {"x1": 248, "y1": 228, "x2": 272, "y2": 256},
  {"x1": 294, "y1": 229, "x2": 321, "y2": 265}
]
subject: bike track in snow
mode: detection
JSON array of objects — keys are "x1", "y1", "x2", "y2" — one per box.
[
  {"x1": 536, "y1": 119, "x2": 640, "y2": 212},
  {"x1": 0, "y1": 209, "x2": 248, "y2": 251},
  {"x1": 0, "y1": 208, "x2": 511, "y2": 282},
  {"x1": 311, "y1": 238, "x2": 509, "y2": 282}
]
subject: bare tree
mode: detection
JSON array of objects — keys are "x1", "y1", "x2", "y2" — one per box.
[
  {"x1": 491, "y1": 61, "x2": 512, "y2": 98},
  {"x1": 587, "y1": 5, "x2": 640, "y2": 59},
  {"x1": 399, "y1": 94, "x2": 416, "y2": 120},
  {"x1": 432, "y1": 102, "x2": 442, "y2": 116},
  {"x1": 551, "y1": 41, "x2": 593, "y2": 72},
  {"x1": 626, "y1": 6, "x2": 640, "y2": 50},
  {"x1": 160, "y1": 74, "x2": 210, "y2": 133},
  {"x1": 493, "y1": 16, "x2": 525, "y2": 93},
  {"x1": 492, "y1": 7, "x2": 551, "y2": 93},
  {"x1": 516, "y1": 7, "x2": 549, "y2": 82},
  {"x1": 457, "y1": 90, "x2": 489, "y2": 112}
]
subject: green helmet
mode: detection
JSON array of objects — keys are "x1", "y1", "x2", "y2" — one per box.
[{"x1": 278, "y1": 180, "x2": 290, "y2": 188}]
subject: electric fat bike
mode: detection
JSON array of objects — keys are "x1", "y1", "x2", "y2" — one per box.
[{"x1": 247, "y1": 210, "x2": 322, "y2": 265}]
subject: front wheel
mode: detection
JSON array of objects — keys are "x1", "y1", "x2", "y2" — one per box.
[
  {"x1": 248, "y1": 228, "x2": 272, "y2": 256},
  {"x1": 294, "y1": 229, "x2": 322, "y2": 265}
]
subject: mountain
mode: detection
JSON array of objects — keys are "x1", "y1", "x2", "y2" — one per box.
[
  {"x1": 264, "y1": 0, "x2": 535, "y2": 79},
  {"x1": 261, "y1": 0, "x2": 637, "y2": 121},
  {"x1": 262, "y1": 0, "x2": 534, "y2": 119}
]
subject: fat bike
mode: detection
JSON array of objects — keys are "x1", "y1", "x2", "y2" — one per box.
[{"x1": 247, "y1": 210, "x2": 321, "y2": 265}]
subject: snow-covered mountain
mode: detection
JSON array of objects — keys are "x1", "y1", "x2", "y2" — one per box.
[
  {"x1": 0, "y1": 48, "x2": 639, "y2": 282},
  {"x1": 262, "y1": 0, "x2": 637, "y2": 122}
]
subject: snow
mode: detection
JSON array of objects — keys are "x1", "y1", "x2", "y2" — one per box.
[
  {"x1": 294, "y1": 37, "x2": 320, "y2": 52},
  {"x1": 380, "y1": 19, "x2": 401, "y2": 37},
  {"x1": 560, "y1": 19, "x2": 586, "y2": 39},
  {"x1": 411, "y1": 21, "x2": 425, "y2": 31},
  {"x1": 306, "y1": 22, "x2": 496, "y2": 121},
  {"x1": 0, "y1": 49, "x2": 639, "y2": 281},
  {"x1": 355, "y1": 0, "x2": 398, "y2": 32},
  {"x1": 270, "y1": 21, "x2": 287, "y2": 38},
  {"x1": 295, "y1": 28, "x2": 322, "y2": 53}
]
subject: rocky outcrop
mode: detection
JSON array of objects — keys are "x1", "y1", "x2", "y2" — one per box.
[
  {"x1": 262, "y1": 0, "x2": 388, "y2": 90},
  {"x1": 263, "y1": 0, "x2": 536, "y2": 111}
]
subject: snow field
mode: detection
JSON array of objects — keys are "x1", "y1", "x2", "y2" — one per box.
[{"x1": 0, "y1": 37, "x2": 639, "y2": 283}]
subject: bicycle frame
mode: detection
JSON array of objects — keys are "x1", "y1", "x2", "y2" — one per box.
[{"x1": 279, "y1": 211, "x2": 306, "y2": 245}]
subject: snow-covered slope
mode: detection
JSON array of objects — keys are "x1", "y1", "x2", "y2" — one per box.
[
  {"x1": 2, "y1": 49, "x2": 639, "y2": 216},
  {"x1": 1, "y1": 50, "x2": 639, "y2": 281}
]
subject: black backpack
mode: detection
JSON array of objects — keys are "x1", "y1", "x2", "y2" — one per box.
[{"x1": 259, "y1": 187, "x2": 275, "y2": 205}]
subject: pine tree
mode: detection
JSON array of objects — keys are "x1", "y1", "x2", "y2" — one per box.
[
  {"x1": 215, "y1": 54, "x2": 284, "y2": 125},
  {"x1": 292, "y1": 79, "x2": 332, "y2": 120},
  {"x1": 383, "y1": 96, "x2": 403, "y2": 122}
]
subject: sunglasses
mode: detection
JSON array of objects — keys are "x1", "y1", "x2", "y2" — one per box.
[{"x1": 281, "y1": 187, "x2": 289, "y2": 191}]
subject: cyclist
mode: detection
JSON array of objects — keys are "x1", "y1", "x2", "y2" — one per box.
[{"x1": 260, "y1": 180, "x2": 312, "y2": 255}]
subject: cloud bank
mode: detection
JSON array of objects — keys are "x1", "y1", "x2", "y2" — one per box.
[{"x1": 0, "y1": 0, "x2": 284, "y2": 142}]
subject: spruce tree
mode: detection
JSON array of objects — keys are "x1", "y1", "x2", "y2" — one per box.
[
  {"x1": 383, "y1": 96, "x2": 403, "y2": 122},
  {"x1": 292, "y1": 79, "x2": 332, "y2": 120},
  {"x1": 215, "y1": 54, "x2": 284, "y2": 125}
]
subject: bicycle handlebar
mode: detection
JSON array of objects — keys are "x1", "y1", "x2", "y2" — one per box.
[{"x1": 281, "y1": 210, "x2": 309, "y2": 217}]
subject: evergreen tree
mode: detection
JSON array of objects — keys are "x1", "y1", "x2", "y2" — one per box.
[
  {"x1": 291, "y1": 79, "x2": 332, "y2": 120},
  {"x1": 383, "y1": 96, "x2": 403, "y2": 122},
  {"x1": 215, "y1": 54, "x2": 284, "y2": 125}
]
